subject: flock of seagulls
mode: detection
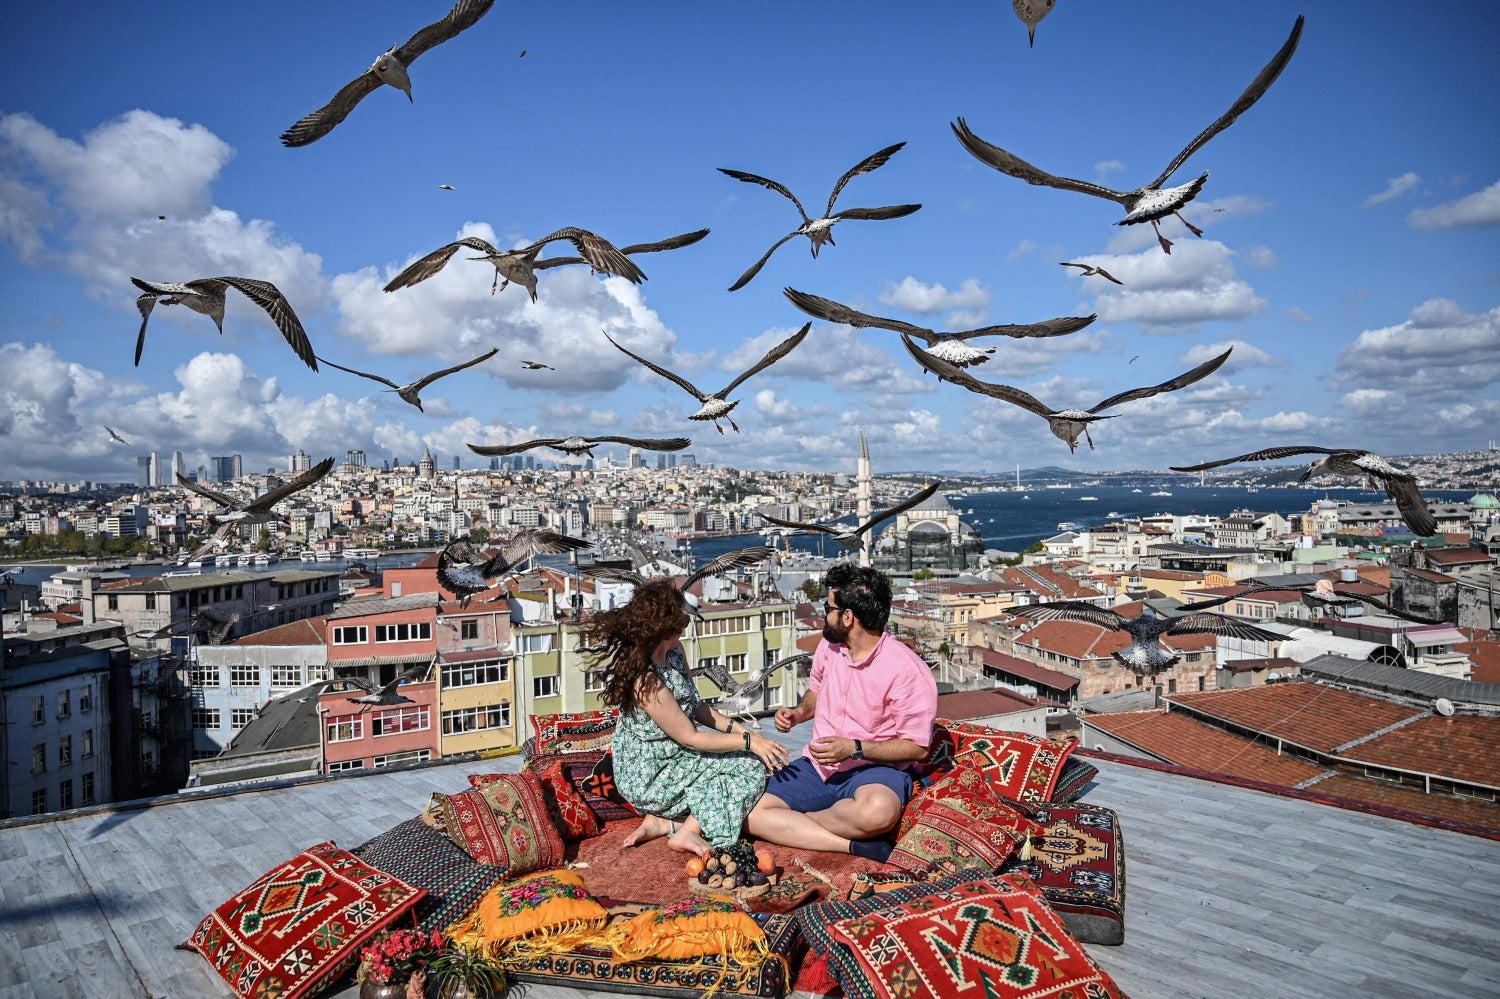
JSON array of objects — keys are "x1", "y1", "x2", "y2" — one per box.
[
  {"x1": 436, "y1": 529, "x2": 593, "y2": 606},
  {"x1": 467, "y1": 435, "x2": 691, "y2": 460}
]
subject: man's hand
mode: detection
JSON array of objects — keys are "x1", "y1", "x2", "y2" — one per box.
[
  {"x1": 808, "y1": 736, "x2": 857, "y2": 766},
  {"x1": 773, "y1": 706, "x2": 804, "y2": 733}
]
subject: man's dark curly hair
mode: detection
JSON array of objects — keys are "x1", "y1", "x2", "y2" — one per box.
[
  {"x1": 578, "y1": 577, "x2": 692, "y2": 715},
  {"x1": 823, "y1": 562, "x2": 891, "y2": 633}
]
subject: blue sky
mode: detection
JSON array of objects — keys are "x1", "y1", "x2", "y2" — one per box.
[{"x1": 2, "y1": 0, "x2": 1497, "y2": 482}]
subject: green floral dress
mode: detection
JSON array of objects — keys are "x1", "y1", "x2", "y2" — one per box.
[{"x1": 611, "y1": 646, "x2": 767, "y2": 847}]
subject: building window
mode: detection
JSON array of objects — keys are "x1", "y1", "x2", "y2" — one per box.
[
  {"x1": 326, "y1": 714, "x2": 364, "y2": 742},
  {"x1": 328, "y1": 759, "x2": 365, "y2": 774},
  {"x1": 725, "y1": 653, "x2": 747, "y2": 675},
  {"x1": 441, "y1": 660, "x2": 508, "y2": 687},
  {"x1": 230, "y1": 663, "x2": 261, "y2": 687},
  {"x1": 762, "y1": 610, "x2": 789, "y2": 628},
  {"x1": 584, "y1": 669, "x2": 606, "y2": 692},
  {"x1": 372, "y1": 705, "x2": 430, "y2": 736},
  {"x1": 764, "y1": 648, "x2": 781, "y2": 669},
  {"x1": 107, "y1": 595, "x2": 118, "y2": 610},
  {"x1": 372, "y1": 749, "x2": 431, "y2": 768},
  {"x1": 1168, "y1": 679, "x2": 1178, "y2": 694},
  {"x1": 81, "y1": 772, "x2": 95, "y2": 806},
  {"x1": 78, "y1": 689, "x2": 91, "y2": 713},
  {"x1": 192, "y1": 709, "x2": 222, "y2": 730},
  {"x1": 271, "y1": 664, "x2": 302, "y2": 687},
  {"x1": 231, "y1": 708, "x2": 256, "y2": 730},
  {"x1": 375, "y1": 622, "x2": 432, "y2": 643},
  {"x1": 460, "y1": 619, "x2": 479, "y2": 640},
  {"x1": 57, "y1": 690, "x2": 71, "y2": 718},
  {"x1": 177, "y1": 593, "x2": 188, "y2": 609},
  {"x1": 32, "y1": 695, "x2": 44, "y2": 725},
  {"x1": 59, "y1": 779, "x2": 74, "y2": 810},
  {"x1": 331, "y1": 625, "x2": 368, "y2": 645},
  {"x1": 190, "y1": 663, "x2": 220, "y2": 686},
  {"x1": 518, "y1": 633, "x2": 553, "y2": 654},
  {"x1": 81, "y1": 729, "x2": 93, "y2": 758},
  {"x1": 145, "y1": 593, "x2": 157, "y2": 610},
  {"x1": 533, "y1": 675, "x2": 559, "y2": 698},
  {"x1": 32, "y1": 743, "x2": 46, "y2": 774},
  {"x1": 441, "y1": 703, "x2": 512, "y2": 734},
  {"x1": 59, "y1": 735, "x2": 72, "y2": 766},
  {"x1": 31, "y1": 788, "x2": 47, "y2": 815},
  {"x1": 697, "y1": 656, "x2": 720, "y2": 677}
]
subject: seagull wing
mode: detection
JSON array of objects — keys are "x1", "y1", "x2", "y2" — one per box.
[
  {"x1": 691, "y1": 657, "x2": 734, "y2": 691},
  {"x1": 952, "y1": 313, "x2": 1098, "y2": 341},
  {"x1": 856, "y1": 481, "x2": 943, "y2": 536},
  {"x1": 247, "y1": 457, "x2": 335, "y2": 512},
  {"x1": 900, "y1": 336, "x2": 1055, "y2": 416},
  {"x1": 1169, "y1": 445, "x2": 1336, "y2": 473},
  {"x1": 683, "y1": 545, "x2": 776, "y2": 591},
  {"x1": 534, "y1": 227, "x2": 710, "y2": 271},
  {"x1": 529, "y1": 227, "x2": 645, "y2": 283},
  {"x1": 314, "y1": 356, "x2": 400, "y2": 390},
  {"x1": 384, "y1": 236, "x2": 501, "y2": 291},
  {"x1": 467, "y1": 438, "x2": 553, "y2": 457},
  {"x1": 410, "y1": 347, "x2": 499, "y2": 393},
  {"x1": 587, "y1": 566, "x2": 648, "y2": 587},
  {"x1": 394, "y1": 0, "x2": 496, "y2": 64},
  {"x1": 380, "y1": 660, "x2": 432, "y2": 695},
  {"x1": 1380, "y1": 474, "x2": 1437, "y2": 537},
  {"x1": 1148, "y1": 16, "x2": 1304, "y2": 190},
  {"x1": 215, "y1": 276, "x2": 317, "y2": 371},
  {"x1": 784, "y1": 288, "x2": 931, "y2": 339},
  {"x1": 1332, "y1": 591, "x2": 1443, "y2": 625},
  {"x1": 188, "y1": 523, "x2": 238, "y2": 562},
  {"x1": 718, "y1": 322, "x2": 810, "y2": 397},
  {"x1": 280, "y1": 72, "x2": 384, "y2": 148},
  {"x1": 759, "y1": 511, "x2": 834, "y2": 537},
  {"x1": 133, "y1": 294, "x2": 157, "y2": 366},
  {"x1": 826, "y1": 204, "x2": 923, "y2": 223},
  {"x1": 1176, "y1": 582, "x2": 1299, "y2": 612},
  {"x1": 587, "y1": 436, "x2": 693, "y2": 452},
  {"x1": 603, "y1": 331, "x2": 706, "y2": 402},
  {"x1": 1089, "y1": 347, "x2": 1233, "y2": 414},
  {"x1": 1167, "y1": 613, "x2": 1282, "y2": 641},
  {"x1": 951, "y1": 118, "x2": 1128, "y2": 205},
  {"x1": 727, "y1": 231, "x2": 800, "y2": 292},
  {"x1": 719, "y1": 168, "x2": 810, "y2": 221},
  {"x1": 176, "y1": 474, "x2": 240, "y2": 510},
  {"x1": 825, "y1": 142, "x2": 907, "y2": 215},
  {"x1": 499, "y1": 528, "x2": 592, "y2": 564},
  {"x1": 1010, "y1": 601, "x2": 1131, "y2": 631}
]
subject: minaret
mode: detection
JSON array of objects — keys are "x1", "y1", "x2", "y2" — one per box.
[{"x1": 857, "y1": 428, "x2": 872, "y2": 567}]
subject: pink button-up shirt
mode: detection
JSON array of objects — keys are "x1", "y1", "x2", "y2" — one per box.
[{"x1": 803, "y1": 631, "x2": 938, "y2": 780}]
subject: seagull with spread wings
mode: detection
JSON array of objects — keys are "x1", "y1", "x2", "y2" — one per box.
[
  {"x1": 758, "y1": 481, "x2": 943, "y2": 549},
  {"x1": 1060, "y1": 261, "x2": 1124, "y2": 285},
  {"x1": 532, "y1": 227, "x2": 709, "y2": 274},
  {"x1": 785, "y1": 287, "x2": 1095, "y2": 369},
  {"x1": 953, "y1": 16, "x2": 1304, "y2": 253},
  {"x1": 104, "y1": 426, "x2": 130, "y2": 446},
  {"x1": 1171, "y1": 446, "x2": 1436, "y2": 537},
  {"x1": 131, "y1": 276, "x2": 317, "y2": 370},
  {"x1": 334, "y1": 661, "x2": 433, "y2": 708},
  {"x1": 519, "y1": 360, "x2": 554, "y2": 371},
  {"x1": 468, "y1": 435, "x2": 691, "y2": 459},
  {"x1": 604, "y1": 323, "x2": 809, "y2": 434},
  {"x1": 437, "y1": 529, "x2": 593, "y2": 605},
  {"x1": 317, "y1": 348, "x2": 498, "y2": 412},
  {"x1": 587, "y1": 546, "x2": 778, "y2": 607},
  {"x1": 902, "y1": 335, "x2": 1231, "y2": 452},
  {"x1": 694, "y1": 652, "x2": 811, "y2": 730},
  {"x1": 384, "y1": 227, "x2": 643, "y2": 301},
  {"x1": 177, "y1": 457, "x2": 334, "y2": 560},
  {"x1": 1177, "y1": 579, "x2": 1444, "y2": 624},
  {"x1": 1010, "y1": 601, "x2": 1280, "y2": 676},
  {"x1": 720, "y1": 143, "x2": 920, "y2": 290},
  {"x1": 281, "y1": 0, "x2": 496, "y2": 147}
]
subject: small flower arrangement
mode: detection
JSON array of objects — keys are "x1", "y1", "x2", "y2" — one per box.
[{"x1": 357, "y1": 927, "x2": 446, "y2": 985}]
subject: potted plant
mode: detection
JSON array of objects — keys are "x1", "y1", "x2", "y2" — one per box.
[
  {"x1": 356, "y1": 928, "x2": 445, "y2": 999},
  {"x1": 426, "y1": 941, "x2": 508, "y2": 999}
]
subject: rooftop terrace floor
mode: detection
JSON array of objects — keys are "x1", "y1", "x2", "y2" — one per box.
[{"x1": 2, "y1": 726, "x2": 1498, "y2": 998}]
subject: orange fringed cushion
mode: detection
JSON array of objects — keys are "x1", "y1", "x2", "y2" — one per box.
[
  {"x1": 445, "y1": 869, "x2": 607, "y2": 961},
  {"x1": 606, "y1": 895, "x2": 782, "y2": 999}
]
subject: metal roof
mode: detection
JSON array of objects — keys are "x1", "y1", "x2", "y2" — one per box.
[
  {"x1": 1301, "y1": 653, "x2": 1500, "y2": 707},
  {"x1": 326, "y1": 591, "x2": 440, "y2": 619}
]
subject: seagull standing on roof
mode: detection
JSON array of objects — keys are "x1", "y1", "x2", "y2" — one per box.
[
  {"x1": 383, "y1": 227, "x2": 643, "y2": 301},
  {"x1": 720, "y1": 143, "x2": 920, "y2": 290},
  {"x1": 758, "y1": 481, "x2": 943, "y2": 548},
  {"x1": 281, "y1": 0, "x2": 497, "y2": 147},
  {"x1": 902, "y1": 335, "x2": 1232, "y2": 451},
  {"x1": 604, "y1": 323, "x2": 809, "y2": 434},
  {"x1": 953, "y1": 16, "x2": 1304, "y2": 252},
  {"x1": 131, "y1": 276, "x2": 317, "y2": 370},
  {"x1": 784, "y1": 287, "x2": 1095, "y2": 369},
  {"x1": 1171, "y1": 445, "x2": 1437, "y2": 537},
  {"x1": 316, "y1": 348, "x2": 498, "y2": 412},
  {"x1": 1010, "y1": 601, "x2": 1279, "y2": 676}
]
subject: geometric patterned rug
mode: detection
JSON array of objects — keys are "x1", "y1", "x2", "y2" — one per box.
[{"x1": 1004, "y1": 802, "x2": 1126, "y2": 945}]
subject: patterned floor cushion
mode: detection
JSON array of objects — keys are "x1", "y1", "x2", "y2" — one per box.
[
  {"x1": 528, "y1": 752, "x2": 605, "y2": 840},
  {"x1": 530, "y1": 708, "x2": 620, "y2": 756},
  {"x1": 463, "y1": 770, "x2": 568, "y2": 874},
  {"x1": 182, "y1": 841, "x2": 425, "y2": 999},
  {"x1": 1049, "y1": 755, "x2": 1100, "y2": 804},
  {"x1": 1004, "y1": 801, "x2": 1127, "y2": 945},
  {"x1": 354, "y1": 818, "x2": 510, "y2": 932},
  {"x1": 574, "y1": 750, "x2": 642, "y2": 821},
  {"x1": 938, "y1": 722, "x2": 1081, "y2": 803}
]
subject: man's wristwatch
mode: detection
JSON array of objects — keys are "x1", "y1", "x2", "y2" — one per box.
[{"x1": 851, "y1": 739, "x2": 865, "y2": 760}]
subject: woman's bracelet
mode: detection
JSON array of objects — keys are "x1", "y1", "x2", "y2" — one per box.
[{"x1": 743, "y1": 733, "x2": 752, "y2": 751}]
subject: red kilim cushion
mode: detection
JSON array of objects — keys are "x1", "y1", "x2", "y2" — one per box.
[
  {"x1": 937, "y1": 722, "x2": 1080, "y2": 802},
  {"x1": 182, "y1": 841, "x2": 424, "y2": 999},
  {"x1": 528, "y1": 753, "x2": 604, "y2": 840},
  {"x1": 455, "y1": 770, "x2": 566, "y2": 875},
  {"x1": 897, "y1": 769, "x2": 1045, "y2": 841},
  {"x1": 888, "y1": 794, "x2": 1037, "y2": 878},
  {"x1": 529, "y1": 709, "x2": 619, "y2": 756},
  {"x1": 824, "y1": 872, "x2": 1125, "y2": 999}
]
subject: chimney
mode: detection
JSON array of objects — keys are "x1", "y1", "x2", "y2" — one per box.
[
  {"x1": 81, "y1": 576, "x2": 96, "y2": 625},
  {"x1": 1340, "y1": 568, "x2": 1359, "y2": 583}
]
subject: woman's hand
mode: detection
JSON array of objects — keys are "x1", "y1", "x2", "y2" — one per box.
[{"x1": 747, "y1": 732, "x2": 791, "y2": 772}]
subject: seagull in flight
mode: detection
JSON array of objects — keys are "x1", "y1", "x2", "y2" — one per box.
[
  {"x1": 468, "y1": 435, "x2": 691, "y2": 459},
  {"x1": 1170, "y1": 446, "x2": 1437, "y2": 537},
  {"x1": 384, "y1": 227, "x2": 643, "y2": 301},
  {"x1": 532, "y1": 227, "x2": 709, "y2": 274},
  {"x1": 131, "y1": 276, "x2": 317, "y2": 370},
  {"x1": 316, "y1": 348, "x2": 498, "y2": 412},
  {"x1": 902, "y1": 335, "x2": 1231, "y2": 452},
  {"x1": 695, "y1": 652, "x2": 811, "y2": 730},
  {"x1": 1012, "y1": 0, "x2": 1056, "y2": 47},
  {"x1": 588, "y1": 546, "x2": 778, "y2": 608},
  {"x1": 1060, "y1": 262, "x2": 1124, "y2": 285},
  {"x1": 104, "y1": 426, "x2": 130, "y2": 446},
  {"x1": 953, "y1": 16, "x2": 1304, "y2": 252},
  {"x1": 604, "y1": 323, "x2": 809, "y2": 434},
  {"x1": 280, "y1": 0, "x2": 496, "y2": 147},
  {"x1": 131, "y1": 609, "x2": 241, "y2": 645},
  {"x1": 177, "y1": 457, "x2": 334, "y2": 561},
  {"x1": 438, "y1": 184, "x2": 455, "y2": 190},
  {"x1": 519, "y1": 360, "x2": 554, "y2": 371},
  {"x1": 1177, "y1": 579, "x2": 1444, "y2": 625},
  {"x1": 335, "y1": 661, "x2": 432, "y2": 708},
  {"x1": 1011, "y1": 601, "x2": 1280, "y2": 676},
  {"x1": 720, "y1": 143, "x2": 920, "y2": 290},
  {"x1": 759, "y1": 481, "x2": 943, "y2": 548},
  {"x1": 785, "y1": 287, "x2": 1095, "y2": 369},
  {"x1": 437, "y1": 529, "x2": 593, "y2": 605}
]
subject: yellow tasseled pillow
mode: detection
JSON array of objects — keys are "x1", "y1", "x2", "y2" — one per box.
[
  {"x1": 605, "y1": 894, "x2": 784, "y2": 999},
  {"x1": 445, "y1": 869, "x2": 607, "y2": 962}
]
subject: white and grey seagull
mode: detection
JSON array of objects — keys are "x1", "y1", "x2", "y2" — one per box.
[
  {"x1": 1060, "y1": 261, "x2": 1124, "y2": 286},
  {"x1": 437, "y1": 530, "x2": 593, "y2": 605},
  {"x1": 603, "y1": 323, "x2": 810, "y2": 434},
  {"x1": 1013, "y1": 0, "x2": 1056, "y2": 47},
  {"x1": 785, "y1": 287, "x2": 1096, "y2": 369},
  {"x1": 519, "y1": 360, "x2": 554, "y2": 371},
  {"x1": 177, "y1": 457, "x2": 335, "y2": 561},
  {"x1": 1171, "y1": 445, "x2": 1436, "y2": 537},
  {"x1": 131, "y1": 276, "x2": 317, "y2": 370},
  {"x1": 1177, "y1": 579, "x2": 1444, "y2": 625},
  {"x1": 587, "y1": 546, "x2": 779, "y2": 606},
  {"x1": 383, "y1": 227, "x2": 644, "y2": 301},
  {"x1": 335, "y1": 661, "x2": 432, "y2": 708},
  {"x1": 720, "y1": 143, "x2": 921, "y2": 290},
  {"x1": 468, "y1": 435, "x2": 692, "y2": 460},
  {"x1": 316, "y1": 348, "x2": 498, "y2": 412},
  {"x1": 280, "y1": 0, "x2": 496, "y2": 147},
  {"x1": 104, "y1": 425, "x2": 130, "y2": 446},
  {"x1": 758, "y1": 481, "x2": 943, "y2": 549},
  {"x1": 694, "y1": 652, "x2": 811, "y2": 730},
  {"x1": 1010, "y1": 601, "x2": 1280, "y2": 677},
  {"x1": 903, "y1": 335, "x2": 1231, "y2": 452},
  {"x1": 953, "y1": 16, "x2": 1304, "y2": 253}
]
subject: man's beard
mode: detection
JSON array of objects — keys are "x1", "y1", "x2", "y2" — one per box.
[{"x1": 823, "y1": 619, "x2": 851, "y2": 644}]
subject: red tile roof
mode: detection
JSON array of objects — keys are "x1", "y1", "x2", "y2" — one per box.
[
  {"x1": 1405, "y1": 567, "x2": 1456, "y2": 584},
  {"x1": 1167, "y1": 684, "x2": 1425, "y2": 754},
  {"x1": 1425, "y1": 548, "x2": 1494, "y2": 566},
  {"x1": 231, "y1": 618, "x2": 326, "y2": 646},
  {"x1": 971, "y1": 647, "x2": 1079, "y2": 692},
  {"x1": 1018, "y1": 619, "x2": 1214, "y2": 662},
  {"x1": 1084, "y1": 710, "x2": 1326, "y2": 787},
  {"x1": 1456, "y1": 629, "x2": 1500, "y2": 684},
  {"x1": 1310, "y1": 774, "x2": 1500, "y2": 835},
  {"x1": 1341, "y1": 716, "x2": 1500, "y2": 789},
  {"x1": 1222, "y1": 656, "x2": 1299, "y2": 675},
  {"x1": 936, "y1": 687, "x2": 1040, "y2": 720}
]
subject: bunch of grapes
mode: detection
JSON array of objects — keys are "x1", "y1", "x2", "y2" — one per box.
[{"x1": 692, "y1": 839, "x2": 771, "y2": 891}]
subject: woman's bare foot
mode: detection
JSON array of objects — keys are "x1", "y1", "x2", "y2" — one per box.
[
  {"x1": 623, "y1": 813, "x2": 673, "y2": 847},
  {"x1": 667, "y1": 826, "x2": 713, "y2": 857}
]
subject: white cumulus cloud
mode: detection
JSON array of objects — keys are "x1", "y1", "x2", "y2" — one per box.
[
  {"x1": 1407, "y1": 179, "x2": 1500, "y2": 230},
  {"x1": 1363, "y1": 172, "x2": 1420, "y2": 208},
  {"x1": 878, "y1": 276, "x2": 991, "y2": 315}
]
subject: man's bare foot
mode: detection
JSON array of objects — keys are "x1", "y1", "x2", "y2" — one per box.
[
  {"x1": 623, "y1": 814, "x2": 673, "y2": 847},
  {"x1": 667, "y1": 826, "x2": 713, "y2": 857}
]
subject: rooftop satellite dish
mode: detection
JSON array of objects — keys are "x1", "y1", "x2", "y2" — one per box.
[{"x1": 1434, "y1": 698, "x2": 1455, "y2": 717}]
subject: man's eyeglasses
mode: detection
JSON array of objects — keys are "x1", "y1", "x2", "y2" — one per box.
[{"x1": 823, "y1": 601, "x2": 846, "y2": 616}]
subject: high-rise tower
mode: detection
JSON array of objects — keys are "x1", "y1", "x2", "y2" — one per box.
[{"x1": 857, "y1": 429, "x2": 872, "y2": 567}]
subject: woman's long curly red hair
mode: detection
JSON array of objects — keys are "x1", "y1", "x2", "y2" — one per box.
[{"x1": 579, "y1": 578, "x2": 692, "y2": 715}]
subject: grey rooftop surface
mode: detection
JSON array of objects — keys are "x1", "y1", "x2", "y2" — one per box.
[{"x1": 2, "y1": 726, "x2": 1498, "y2": 998}]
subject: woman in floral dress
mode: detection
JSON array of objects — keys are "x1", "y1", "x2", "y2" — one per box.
[{"x1": 580, "y1": 578, "x2": 790, "y2": 856}]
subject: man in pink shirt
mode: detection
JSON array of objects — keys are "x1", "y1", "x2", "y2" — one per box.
[{"x1": 747, "y1": 563, "x2": 937, "y2": 859}]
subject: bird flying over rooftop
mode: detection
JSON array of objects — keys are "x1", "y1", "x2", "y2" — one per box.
[
  {"x1": 437, "y1": 529, "x2": 593, "y2": 605},
  {"x1": 176, "y1": 457, "x2": 334, "y2": 560},
  {"x1": 695, "y1": 651, "x2": 811, "y2": 729},
  {"x1": 335, "y1": 661, "x2": 433, "y2": 707},
  {"x1": 759, "y1": 481, "x2": 943, "y2": 548},
  {"x1": 131, "y1": 276, "x2": 317, "y2": 370},
  {"x1": 1011, "y1": 601, "x2": 1279, "y2": 676},
  {"x1": 384, "y1": 227, "x2": 643, "y2": 301},
  {"x1": 1177, "y1": 579, "x2": 1445, "y2": 624},
  {"x1": 587, "y1": 546, "x2": 778, "y2": 606},
  {"x1": 317, "y1": 348, "x2": 498, "y2": 412}
]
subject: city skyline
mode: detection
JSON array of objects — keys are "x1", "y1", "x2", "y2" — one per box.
[{"x1": 2, "y1": 1, "x2": 1497, "y2": 483}]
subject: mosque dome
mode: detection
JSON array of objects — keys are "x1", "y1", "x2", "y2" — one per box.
[{"x1": 1470, "y1": 492, "x2": 1499, "y2": 509}]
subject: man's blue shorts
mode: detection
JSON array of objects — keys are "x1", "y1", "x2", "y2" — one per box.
[{"x1": 763, "y1": 756, "x2": 914, "y2": 813}]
